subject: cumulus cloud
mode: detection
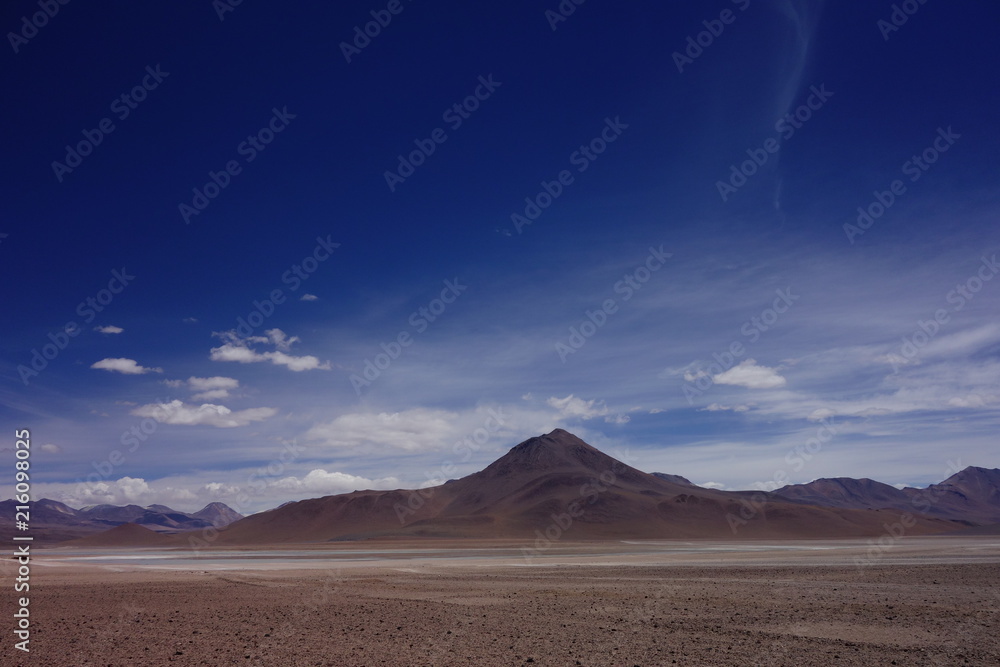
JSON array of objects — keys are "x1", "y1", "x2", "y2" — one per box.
[
  {"x1": 299, "y1": 293, "x2": 319, "y2": 302},
  {"x1": 91, "y1": 358, "x2": 163, "y2": 375},
  {"x1": 40, "y1": 443, "x2": 61, "y2": 454},
  {"x1": 94, "y1": 325, "x2": 123, "y2": 334},
  {"x1": 55, "y1": 477, "x2": 198, "y2": 508},
  {"x1": 712, "y1": 359, "x2": 786, "y2": 389},
  {"x1": 210, "y1": 329, "x2": 329, "y2": 371},
  {"x1": 131, "y1": 400, "x2": 277, "y2": 428}
]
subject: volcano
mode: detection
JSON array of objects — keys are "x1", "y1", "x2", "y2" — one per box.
[{"x1": 212, "y1": 429, "x2": 962, "y2": 544}]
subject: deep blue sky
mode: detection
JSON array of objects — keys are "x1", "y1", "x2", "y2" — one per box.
[{"x1": 3, "y1": 1, "x2": 999, "y2": 512}]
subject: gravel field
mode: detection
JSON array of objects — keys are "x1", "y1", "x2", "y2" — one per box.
[{"x1": 10, "y1": 538, "x2": 1000, "y2": 666}]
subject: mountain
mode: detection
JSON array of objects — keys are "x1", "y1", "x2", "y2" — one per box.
[
  {"x1": 0, "y1": 499, "x2": 244, "y2": 544},
  {"x1": 213, "y1": 429, "x2": 962, "y2": 545},
  {"x1": 651, "y1": 472, "x2": 695, "y2": 486},
  {"x1": 774, "y1": 467, "x2": 1000, "y2": 525},
  {"x1": 63, "y1": 523, "x2": 179, "y2": 548},
  {"x1": 772, "y1": 478, "x2": 913, "y2": 511},
  {"x1": 192, "y1": 501, "x2": 244, "y2": 527}
]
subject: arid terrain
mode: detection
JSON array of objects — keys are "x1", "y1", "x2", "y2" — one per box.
[{"x1": 11, "y1": 537, "x2": 1000, "y2": 666}]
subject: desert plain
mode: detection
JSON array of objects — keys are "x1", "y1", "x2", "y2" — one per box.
[{"x1": 9, "y1": 536, "x2": 1000, "y2": 666}]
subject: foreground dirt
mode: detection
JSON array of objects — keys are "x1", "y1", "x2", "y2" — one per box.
[{"x1": 11, "y1": 543, "x2": 1000, "y2": 666}]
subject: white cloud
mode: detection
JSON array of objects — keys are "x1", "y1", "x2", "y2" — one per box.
[
  {"x1": 265, "y1": 328, "x2": 299, "y2": 351},
  {"x1": 948, "y1": 394, "x2": 993, "y2": 409},
  {"x1": 40, "y1": 443, "x2": 61, "y2": 454},
  {"x1": 306, "y1": 408, "x2": 459, "y2": 452},
  {"x1": 699, "y1": 481, "x2": 726, "y2": 490},
  {"x1": 188, "y1": 376, "x2": 240, "y2": 392},
  {"x1": 131, "y1": 400, "x2": 277, "y2": 428},
  {"x1": 188, "y1": 376, "x2": 240, "y2": 400},
  {"x1": 163, "y1": 376, "x2": 241, "y2": 400},
  {"x1": 271, "y1": 469, "x2": 400, "y2": 495},
  {"x1": 91, "y1": 358, "x2": 163, "y2": 375},
  {"x1": 299, "y1": 293, "x2": 319, "y2": 302},
  {"x1": 209, "y1": 329, "x2": 329, "y2": 372},
  {"x1": 712, "y1": 359, "x2": 786, "y2": 389},
  {"x1": 53, "y1": 477, "x2": 199, "y2": 508},
  {"x1": 191, "y1": 389, "x2": 232, "y2": 401},
  {"x1": 546, "y1": 395, "x2": 610, "y2": 420},
  {"x1": 94, "y1": 325, "x2": 123, "y2": 334},
  {"x1": 700, "y1": 403, "x2": 750, "y2": 413},
  {"x1": 807, "y1": 408, "x2": 835, "y2": 422}
]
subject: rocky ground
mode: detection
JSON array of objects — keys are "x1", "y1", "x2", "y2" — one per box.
[{"x1": 10, "y1": 540, "x2": 1000, "y2": 666}]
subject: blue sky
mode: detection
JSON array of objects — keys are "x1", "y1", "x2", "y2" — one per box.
[{"x1": 3, "y1": 1, "x2": 999, "y2": 513}]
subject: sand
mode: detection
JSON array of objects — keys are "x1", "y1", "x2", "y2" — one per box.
[{"x1": 9, "y1": 537, "x2": 1000, "y2": 666}]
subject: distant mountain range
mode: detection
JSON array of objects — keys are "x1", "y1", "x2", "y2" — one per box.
[
  {"x1": 772, "y1": 466, "x2": 1000, "y2": 525},
  {"x1": 0, "y1": 498, "x2": 242, "y2": 543},
  {"x1": 5, "y1": 430, "x2": 998, "y2": 547},
  {"x1": 205, "y1": 430, "x2": 981, "y2": 545}
]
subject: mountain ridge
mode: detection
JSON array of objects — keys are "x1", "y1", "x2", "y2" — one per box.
[{"x1": 209, "y1": 429, "x2": 969, "y2": 545}]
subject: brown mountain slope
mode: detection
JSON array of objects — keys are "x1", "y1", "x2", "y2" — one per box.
[
  {"x1": 62, "y1": 523, "x2": 181, "y2": 548},
  {"x1": 773, "y1": 478, "x2": 914, "y2": 511},
  {"x1": 214, "y1": 429, "x2": 960, "y2": 544},
  {"x1": 775, "y1": 466, "x2": 1000, "y2": 525}
]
